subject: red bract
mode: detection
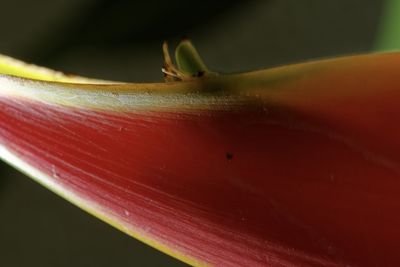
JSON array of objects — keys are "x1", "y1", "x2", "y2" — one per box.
[{"x1": 1, "y1": 52, "x2": 400, "y2": 266}]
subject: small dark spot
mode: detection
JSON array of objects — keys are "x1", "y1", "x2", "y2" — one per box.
[
  {"x1": 180, "y1": 35, "x2": 189, "y2": 41},
  {"x1": 226, "y1": 152, "x2": 233, "y2": 161},
  {"x1": 196, "y1": 71, "x2": 205, "y2": 77}
]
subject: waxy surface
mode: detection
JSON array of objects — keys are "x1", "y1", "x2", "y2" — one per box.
[{"x1": 1, "y1": 53, "x2": 400, "y2": 266}]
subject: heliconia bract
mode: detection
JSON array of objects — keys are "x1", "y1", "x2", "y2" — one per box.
[{"x1": 1, "y1": 42, "x2": 400, "y2": 266}]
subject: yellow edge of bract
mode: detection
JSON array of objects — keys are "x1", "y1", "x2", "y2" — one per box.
[
  {"x1": 0, "y1": 53, "x2": 112, "y2": 84},
  {"x1": 1, "y1": 51, "x2": 397, "y2": 113},
  {"x1": 0, "y1": 145, "x2": 208, "y2": 267},
  {"x1": 0, "y1": 75, "x2": 245, "y2": 113}
]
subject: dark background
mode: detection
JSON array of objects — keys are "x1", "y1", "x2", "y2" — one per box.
[{"x1": 0, "y1": 0, "x2": 388, "y2": 266}]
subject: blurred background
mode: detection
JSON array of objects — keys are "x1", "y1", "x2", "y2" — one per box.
[{"x1": 0, "y1": 0, "x2": 397, "y2": 266}]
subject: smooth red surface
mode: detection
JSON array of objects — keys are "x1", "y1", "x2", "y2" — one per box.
[
  {"x1": 1, "y1": 95, "x2": 400, "y2": 266},
  {"x1": 2, "y1": 54, "x2": 400, "y2": 266}
]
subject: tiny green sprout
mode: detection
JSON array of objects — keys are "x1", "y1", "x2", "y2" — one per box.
[{"x1": 162, "y1": 39, "x2": 212, "y2": 82}]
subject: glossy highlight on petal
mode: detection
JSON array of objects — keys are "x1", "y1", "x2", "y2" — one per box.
[{"x1": 1, "y1": 52, "x2": 400, "y2": 266}]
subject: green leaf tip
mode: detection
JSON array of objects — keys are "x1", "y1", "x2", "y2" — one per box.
[
  {"x1": 175, "y1": 38, "x2": 209, "y2": 76},
  {"x1": 162, "y1": 39, "x2": 211, "y2": 82}
]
